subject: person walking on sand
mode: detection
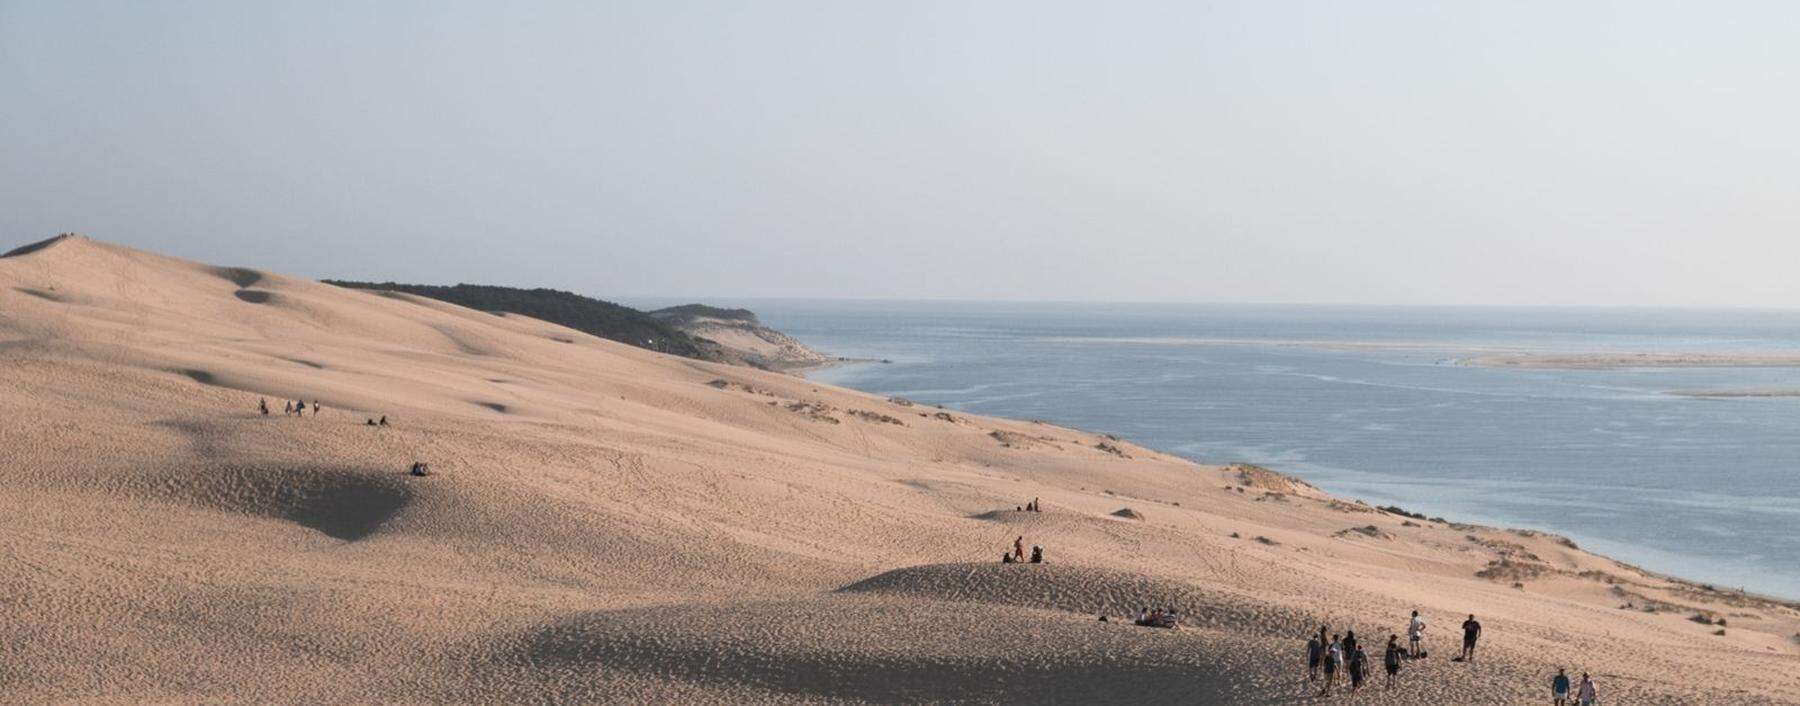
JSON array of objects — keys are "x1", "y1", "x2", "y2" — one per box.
[
  {"x1": 283, "y1": 400, "x2": 293, "y2": 415},
  {"x1": 259, "y1": 398, "x2": 269, "y2": 415},
  {"x1": 1348, "y1": 644, "x2": 1367, "y2": 693},
  {"x1": 1342, "y1": 630, "x2": 1358, "y2": 663},
  {"x1": 1408, "y1": 610, "x2": 1426, "y2": 658},
  {"x1": 1319, "y1": 634, "x2": 1343, "y2": 696},
  {"x1": 1306, "y1": 633, "x2": 1323, "y2": 681},
  {"x1": 311, "y1": 400, "x2": 320, "y2": 416},
  {"x1": 1013, "y1": 536, "x2": 1024, "y2": 562},
  {"x1": 1383, "y1": 634, "x2": 1402, "y2": 690},
  {"x1": 1577, "y1": 672, "x2": 1597, "y2": 706},
  {"x1": 1552, "y1": 668, "x2": 1571, "y2": 706},
  {"x1": 1461, "y1": 614, "x2": 1482, "y2": 662}
]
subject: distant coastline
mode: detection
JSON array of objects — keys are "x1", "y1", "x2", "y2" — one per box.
[{"x1": 1458, "y1": 352, "x2": 1800, "y2": 370}]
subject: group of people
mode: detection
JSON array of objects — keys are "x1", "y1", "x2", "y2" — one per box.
[
  {"x1": 1133, "y1": 607, "x2": 1181, "y2": 629},
  {"x1": 257, "y1": 396, "x2": 389, "y2": 427},
  {"x1": 1306, "y1": 611, "x2": 1599, "y2": 703},
  {"x1": 1017, "y1": 497, "x2": 1042, "y2": 512},
  {"x1": 259, "y1": 398, "x2": 319, "y2": 416},
  {"x1": 1307, "y1": 628, "x2": 1385, "y2": 695},
  {"x1": 1001, "y1": 535, "x2": 1043, "y2": 564}
]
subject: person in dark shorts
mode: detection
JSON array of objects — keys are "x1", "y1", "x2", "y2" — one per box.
[
  {"x1": 1348, "y1": 644, "x2": 1367, "y2": 692},
  {"x1": 1460, "y1": 614, "x2": 1482, "y2": 662},
  {"x1": 1318, "y1": 634, "x2": 1343, "y2": 696},
  {"x1": 1383, "y1": 634, "x2": 1402, "y2": 689},
  {"x1": 1342, "y1": 630, "x2": 1358, "y2": 663},
  {"x1": 1408, "y1": 610, "x2": 1426, "y2": 657},
  {"x1": 1552, "y1": 667, "x2": 1571, "y2": 705},
  {"x1": 1306, "y1": 634, "x2": 1323, "y2": 681}
]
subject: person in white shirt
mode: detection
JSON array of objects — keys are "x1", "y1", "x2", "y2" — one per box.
[
  {"x1": 1407, "y1": 610, "x2": 1426, "y2": 657},
  {"x1": 1577, "y1": 673, "x2": 1597, "y2": 706},
  {"x1": 1318, "y1": 635, "x2": 1344, "y2": 696}
]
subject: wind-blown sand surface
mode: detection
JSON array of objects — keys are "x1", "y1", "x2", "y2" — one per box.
[{"x1": 3, "y1": 235, "x2": 1797, "y2": 704}]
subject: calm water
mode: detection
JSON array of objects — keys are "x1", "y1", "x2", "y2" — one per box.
[{"x1": 641, "y1": 300, "x2": 1800, "y2": 599}]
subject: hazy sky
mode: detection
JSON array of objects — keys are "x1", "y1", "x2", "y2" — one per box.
[{"x1": 5, "y1": 2, "x2": 1799, "y2": 306}]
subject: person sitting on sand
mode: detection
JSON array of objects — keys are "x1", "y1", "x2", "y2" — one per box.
[
  {"x1": 1001, "y1": 551, "x2": 1014, "y2": 564},
  {"x1": 1577, "y1": 673, "x2": 1597, "y2": 706},
  {"x1": 1029, "y1": 545, "x2": 1043, "y2": 563},
  {"x1": 258, "y1": 398, "x2": 269, "y2": 415},
  {"x1": 1319, "y1": 634, "x2": 1343, "y2": 696},
  {"x1": 1552, "y1": 668, "x2": 1571, "y2": 706},
  {"x1": 1383, "y1": 634, "x2": 1402, "y2": 690},
  {"x1": 1348, "y1": 643, "x2": 1367, "y2": 693},
  {"x1": 1408, "y1": 610, "x2": 1426, "y2": 658},
  {"x1": 1460, "y1": 614, "x2": 1482, "y2": 662},
  {"x1": 366, "y1": 418, "x2": 376, "y2": 426},
  {"x1": 1136, "y1": 607, "x2": 1149, "y2": 626},
  {"x1": 378, "y1": 415, "x2": 388, "y2": 426},
  {"x1": 1306, "y1": 634, "x2": 1323, "y2": 681},
  {"x1": 1013, "y1": 536, "x2": 1024, "y2": 562},
  {"x1": 409, "y1": 461, "x2": 430, "y2": 477}
]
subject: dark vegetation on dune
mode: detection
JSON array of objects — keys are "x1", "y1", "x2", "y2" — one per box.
[
  {"x1": 324, "y1": 281, "x2": 727, "y2": 361},
  {"x1": 647, "y1": 303, "x2": 760, "y2": 324}
]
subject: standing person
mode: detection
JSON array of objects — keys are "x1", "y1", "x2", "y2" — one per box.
[
  {"x1": 1013, "y1": 536, "x2": 1024, "y2": 562},
  {"x1": 1306, "y1": 634, "x2": 1324, "y2": 681},
  {"x1": 1552, "y1": 668, "x2": 1571, "y2": 706},
  {"x1": 1408, "y1": 610, "x2": 1427, "y2": 657},
  {"x1": 311, "y1": 400, "x2": 320, "y2": 416},
  {"x1": 1348, "y1": 644, "x2": 1367, "y2": 693},
  {"x1": 1461, "y1": 614, "x2": 1482, "y2": 662},
  {"x1": 283, "y1": 400, "x2": 293, "y2": 415},
  {"x1": 1383, "y1": 634, "x2": 1402, "y2": 690},
  {"x1": 1577, "y1": 673, "x2": 1597, "y2": 706},
  {"x1": 1319, "y1": 634, "x2": 1343, "y2": 696},
  {"x1": 1342, "y1": 630, "x2": 1358, "y2": 663},
  {"x1": 258, "y1": 398, "x2": 269, "y2": 415}
]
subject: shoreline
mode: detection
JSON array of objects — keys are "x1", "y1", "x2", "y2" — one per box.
[{"x1": 801, "y1": 351, "x2": 1800, "y2": 604}]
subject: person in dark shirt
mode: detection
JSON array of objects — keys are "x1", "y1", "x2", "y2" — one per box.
[
  {"x1": 1460, "y1": 614, "x2": 1482, "y2": 662},
  {"x1": 1306, "y1": 635, "x2": 1323, "y2": 681},
  {"x1": 1552, "y1": 668, "x2": 1571, "y2": 706},
  {"x1": 1383, "y1": 634, "x2": 1402, "y2": 690},
  {"x1": 1348, "y1": 645, "x2": 1368, "y2": 692}
]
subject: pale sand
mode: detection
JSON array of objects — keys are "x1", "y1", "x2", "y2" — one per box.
[
  {"x1": 1462, "y1": 352, "x2": 1800, "y2": 369},
  {"x1": 3, "y1": 236, "x2": 1797, "y2": 704},
  {"x1": 1667, "y1": 388, "x2": 1800, "y2": 398}
]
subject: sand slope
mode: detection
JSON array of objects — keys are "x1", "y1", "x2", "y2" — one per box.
[{"x1": 2, "y1": 235, "x2": 1797, "y2": 704}]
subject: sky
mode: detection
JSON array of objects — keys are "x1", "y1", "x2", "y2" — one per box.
[{"x1": 4, "y1": 1, "x2": 1799, "y2": 307}]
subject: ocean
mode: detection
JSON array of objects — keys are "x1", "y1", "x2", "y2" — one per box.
[{"x1": 641, "y1": 300, "x2": 1800, "y2": 599}]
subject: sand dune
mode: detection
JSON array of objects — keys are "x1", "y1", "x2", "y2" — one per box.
[{"x1": 3, "y1": 235, "x2": 1797, "y2": 704}]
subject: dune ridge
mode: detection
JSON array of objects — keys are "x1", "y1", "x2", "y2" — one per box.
[{"x1": 2, "y1": 235, "x2": 1797, "y2": 704}]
